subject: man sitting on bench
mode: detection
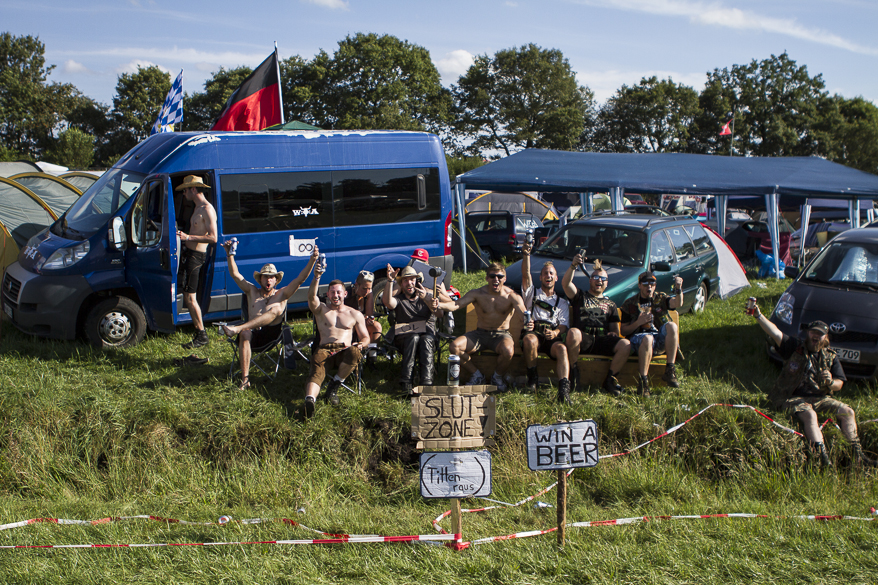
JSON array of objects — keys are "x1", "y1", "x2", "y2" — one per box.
[
  {"x1": 520, "y1": 243, "x2": 572, "y2": 403},
  {"x1": 562, "y1": 255, "x2": 631, "y2": 397},
  {"x1": 439, "y1": 262, "x2": 527, "y2": 391},
  {"x1": 619, "y1": 271, "x2": 683, "y2": 394},
  {"x1": 220, "y1": 241, "x2": 319, "y2": 390}
]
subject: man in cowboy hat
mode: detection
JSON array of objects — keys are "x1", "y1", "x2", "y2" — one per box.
[
  {"x1": 751, "y1": 305, "x2": 876, "y2": 468},
  {"x1": 384, "y1": 264, "x2": 440, "y2": 395},
  {"x1": 303, "y1": 261, "x2": 370, "y2": 417},
  {"x1": 176, "y1": 175, "x2": 218, "y2": 349},
  {"x1": 220, "y1": 241, "x2": 320, "y2": 390}
]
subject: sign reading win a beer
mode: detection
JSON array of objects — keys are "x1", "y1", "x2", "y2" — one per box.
[{"x1": 411, "y1": 386, "x2": 496, "y2": 449}]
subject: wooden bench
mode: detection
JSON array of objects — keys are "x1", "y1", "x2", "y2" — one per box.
[{"x1": 462, "y1": 305, "x2": 677, "y2": 388}]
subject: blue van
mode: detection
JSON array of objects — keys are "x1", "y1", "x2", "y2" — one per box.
[{"x1": 2, "y1": 131, "x2": 455, "y2": 348}]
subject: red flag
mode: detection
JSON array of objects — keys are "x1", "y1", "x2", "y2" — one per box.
[
  {"x1": 211, "y1": 51, "x2": 282, "y2": 131},
  {"x1": 719, "y1": 120, "x2": 732, "y2": 136}
]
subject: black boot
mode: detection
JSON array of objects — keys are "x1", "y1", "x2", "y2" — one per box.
[
  {"x1": 852, "y1": 440, "x2": 878, "y2": 468},
  {"x1": 637, "y1": 375, "x2": 651, "y2": 397},
  {"x1": 569, "y1": 365, "x2": 580, "y2": 393},
  {"x1": 182, "y1": 329, "x2": 209, "y2": 349},
  {"x1": 304, "y1": 396, "x2": 316, "y2": 419},
  {"x1": 602, "y1": 371, "x2": 623, "y2": 397},
  {"x1": 557, "y1": 378, "x2": 571, "y2": 405},
  {"x1": 526, "y1": 367, "x2": 539, "y2": 391},
  {"x1": 662, "y1": 363, "x2": 679, "y2": 388},
  {"x1": 815, "y1": 441, "x2": 832, "y2": 468},
  {"x1": 325, "y1": 379, "x2": 341, "y2": 406}
]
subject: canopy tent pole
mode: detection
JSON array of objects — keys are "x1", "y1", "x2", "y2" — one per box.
[
  {"x1": 456, "y1": 183, "x2": 468, "y2": 274},
  {"x1": 716, "y1": 195, "x2": 728, "y2": 240},
  {"x1": 580, "y1": 192, "x2": 594, "y2": 216},
  {"x1": 868, "y1": 207, "x2": 876, "y2": 223},
  {"x1": 765, "y1": 192, "x2": 781, "y2": 279},
  {"x1": 799, "y1": 201, "x2": 811, "y2": 268},
  {"x1": 849, "y1": 199, "x2": 861, "y2": 229},
  {"x1": 610, "y1": 187, "x2": 625, "y2": 211}
]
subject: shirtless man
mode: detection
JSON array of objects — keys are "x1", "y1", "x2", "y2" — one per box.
[
  {"x1": 220, "y1": 241, "x2": 319, "y2": 390},
  {"x1": 346, "y1": 271, "x2": 382, "y2": 343},
  {"x1": 175, "y1": 175, "x2": 218, "y2": 349},
  {"x1": 439, "y1": 262, "x2": 527, "y2": 391},
  {"x1": 303, "y1": 262, "x2": 369, "y2": 418}
]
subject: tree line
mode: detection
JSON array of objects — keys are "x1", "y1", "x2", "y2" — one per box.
[{"x1": 2, "y1": 31, "x2": 876, "y2": 175}]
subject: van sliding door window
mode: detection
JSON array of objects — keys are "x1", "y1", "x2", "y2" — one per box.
[
  {"x1": 332, "y1": 168, "x2": 441, "y2": 226},
  {"x1": 221, "y1": 172, "x2": 332, "y2": 234},
  {"x1": 131, "y1": 180, "x2": 163, "y2": 247}
]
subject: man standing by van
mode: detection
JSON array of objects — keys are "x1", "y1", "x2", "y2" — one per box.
[
  {"x1": 220, "y1": 242, "x2": 320, "y2": 390},
  {"x1": 176, "y1": 175, "x2": 217, "y2": 349}
]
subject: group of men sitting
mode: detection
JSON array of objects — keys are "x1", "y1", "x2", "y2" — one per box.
[{"x1": 440, "y1": 242, "x2": 682, "y2": 403}]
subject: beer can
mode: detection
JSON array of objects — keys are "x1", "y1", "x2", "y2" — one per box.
[
  {"x1": 229, "y1": 237, "x2": 238, "y2": 256},
  {"x1": 447, "y1": 354, "x2": 461, "y2": 386},
  {"x1": 525, "y1": 229, "x2": 534, "y2": 246},
  {"x1": 746, "y1": 297, "x2": 757, "y2": 316},
  {"x1": 524, "y1": 310, "x2": 532, "y2": 324},
  {"x1": 318, "y1": 253, "x2": 326, "y2": 270}
]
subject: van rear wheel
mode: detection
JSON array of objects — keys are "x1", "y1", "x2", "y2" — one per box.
[{"x1": 85, "y1": 297, "x2": 147, "y2": 349}]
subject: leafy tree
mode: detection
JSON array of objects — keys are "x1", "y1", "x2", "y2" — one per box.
[
  {"x1": 184, "y1": 66, "x2": 254, "y2": 131},
  {"x1": 45, "y1": 127, "x2": 94, "y2": 169},
  {"x1": 815, "y1": 95, "x2": 878, "y2": 175},
  {"x1": 285, "y1": 33, "x2": 452, "y2": 132},
  {"x1": 586, "y1": 77, "x2": 701, "y2": 153},
  {"x1": 107, "y1": 65, "x2": 171, "y2": 157},
  {"x1": 453, "y1": 44, "x2": 594, "y2": 157},
  {"x1": 445, "y1": 154, "x2": 485, "y2": 182},
  {"x1": 692, "y1": 52, "x2": 827, "y2": 157}
]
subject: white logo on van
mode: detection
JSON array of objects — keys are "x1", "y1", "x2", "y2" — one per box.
[{"x1": 293, "y1": 206, "x2": 319, "y2": 216}]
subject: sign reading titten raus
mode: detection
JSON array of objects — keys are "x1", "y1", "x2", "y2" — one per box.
[{"x1": 411, "y1": 385, "x2": 496, "y2": 449}]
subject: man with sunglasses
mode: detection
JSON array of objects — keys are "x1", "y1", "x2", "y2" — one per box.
[
  {"x1": 440, "y1": 262, "x2": 527, "y2": 391},
  {"x1": 345, "y1": 270, "x2": 382, "y2": 343},
  {"x1": 562, "y1": 254, "x2": 631, "y2": 397},
  {"x1": 620, "y1": 272, "x2": 683, "y2": 395},
  {"x1": 520, "y1": 242, "x2": 572, "y2": 403},
  {"x1": 751, "y1": 304, "x2": 876, "y2": 468}
]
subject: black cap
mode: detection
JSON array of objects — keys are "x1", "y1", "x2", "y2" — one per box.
[
  {"x1": 807, "y1": 320, "x2": 829, "y2": 335},
  {"x1": 638, "y1": 271, "x2": 657, "y2": 283}
]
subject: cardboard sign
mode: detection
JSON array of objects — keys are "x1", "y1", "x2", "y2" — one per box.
[
  {"x1": 419, "y1": 451, "x2": 492, "y2": 499},
  {"x1": 526, "y1": 420, "x2": 599, "y2": 471},
  {"x1": 289, "y1": 236, "x2": 318, "y2": 257},
  {"x1": 411, "y1": 385, "x2": 496, "y2": 449}
]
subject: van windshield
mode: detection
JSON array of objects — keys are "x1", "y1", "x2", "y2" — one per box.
[{"x1": 52, "y1": 169, "x2": 145, "y2": 239}]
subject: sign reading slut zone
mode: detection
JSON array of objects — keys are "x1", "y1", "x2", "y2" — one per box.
[
  {"x1": 411, "y1": 385, "x2": 496, "y2": 450},
  {"x1": 526, "y1": 420, "x2": 599, "y2": 471}
]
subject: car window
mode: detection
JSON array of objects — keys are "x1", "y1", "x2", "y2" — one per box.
[
  {"x1": 540, "y1": 224, "x2": 646, "y2": 267},
  {"x1": 684, "y1": 224, "x2": 714, "y2": 256},
  {"x1": 667, "y1": 227, "x2": 697, "y2": 262},
  {"x1": 649, "y1": 230, "x2": 675, "y2": 264}
]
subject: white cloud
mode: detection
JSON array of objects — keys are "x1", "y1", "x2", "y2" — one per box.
[
  {"x1": 304, "y1": 0, "x2": 349, "y2": 10},
  {"x1": 115, "y1": 59, "x2": 169, "y2": 75},
  {"x1": 573, "y1": 0, "x2": 878, "y2": 56},
  {"x1": 436, "y1": 50, "x2": 475, "y2": 85},
  {"x1": 72, "y1": 46, "x2": 270, "y2": 70},
  {"x1": 61, "y1": 60, "x2": 94, "y2": 75},
  {"x1": 578, "y1": 69, "x2": 706, "y2": 104}
]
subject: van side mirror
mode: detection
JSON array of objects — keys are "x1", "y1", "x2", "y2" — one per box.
[
  {"x1": 651, "y1": 261, "x2": 672, "y2": 272},
  {"x1": 784, "y1": 265, "x2": 799, "y2": 279},
  {"x1": 109, "y1": 216, "x2": 128, "y2": 252}
]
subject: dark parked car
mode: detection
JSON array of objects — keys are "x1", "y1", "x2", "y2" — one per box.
[
  {"x1": 465, "y1": 211, "x2": 544, "y2": 260},
  {"x1": 505, "y1": 214, "x2": 720, "y2": 312},
  {"x1": 624, "y1": 205, "x2": 672, "y2": 217},
  {"x1": 769, "y1": 227, "x2": 878, "y2": 379}
]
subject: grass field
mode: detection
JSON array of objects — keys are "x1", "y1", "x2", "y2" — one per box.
[{"x1": 0, "y1": 270, "x2": 876, "y2": 584}]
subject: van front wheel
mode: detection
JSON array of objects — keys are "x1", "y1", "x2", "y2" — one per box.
[{"x1": 85, "y1": 297, "x2": 147, "y2": 349}]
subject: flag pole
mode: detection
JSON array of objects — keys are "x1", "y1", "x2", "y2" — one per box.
[
  {"x1": 274, "y1": 42, "x2": 285, "y2": 125},
  {"x1": 729, "y1": 110, "x2": 735, "y2": 157}
]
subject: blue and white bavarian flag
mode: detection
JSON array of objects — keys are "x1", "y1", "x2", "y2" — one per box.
[{"x1": 150, "y1": 69, "x2": 183, "y2": 135}]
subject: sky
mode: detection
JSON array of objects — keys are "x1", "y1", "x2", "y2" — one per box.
[{"x1": 5, "y1": 0, "x2": 877, "y2": 110}]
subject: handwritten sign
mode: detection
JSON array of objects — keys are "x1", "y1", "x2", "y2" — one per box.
[
  {"x1": 289, "y1": 236, "x2": 318, "y2": 257},
  {"x1": 419, "y1": 451, "x2": 491, "y2": 499},
  {"x1": 411, "y1": 385, "x2": 496, "y2": 449},
  {"x1": 526, "y1": 420, "x2": 599, "y2": 471}
]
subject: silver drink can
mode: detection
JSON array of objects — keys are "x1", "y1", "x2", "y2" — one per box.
[
  {"x1": 318, "y1": 253, "x2": 326, "y2": 270},
  {"x1": 524, "y1": 310, "x2": 532, "y2": 324},
  {"x1": 525, "y1": 229, "x2": 534, "y2": 246},
  {"x1": 229, "y1": 237, "x2": 238, "y2": 256},
  {"x1": 447, "y1": 354, "x2": 461, "y2": 386}
]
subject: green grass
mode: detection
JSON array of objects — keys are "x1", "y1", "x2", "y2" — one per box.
[{"x1": 0, "y1": 271, "x2": 876, "y2": 583}]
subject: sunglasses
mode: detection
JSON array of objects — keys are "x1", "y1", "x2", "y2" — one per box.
[
  {"x1": 590, "y1": 275, "x2": 608, "y2": 282},
  {"x1": 358, "y1": 270, "x2": 374, "y2": 282},
  {"x1": 487, "y1": 273, "x2": 506, "y2": 280},
  {"x1": 640, "y1": 281, "x2": 657, "y2": 286}
]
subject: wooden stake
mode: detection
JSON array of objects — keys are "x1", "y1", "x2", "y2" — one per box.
[
  {"x1": 557, "y1": 469, "x2": 567, "y2": 548},
  {"x1": 451, "y1": 498, "x2": 462, "y2": 543}
]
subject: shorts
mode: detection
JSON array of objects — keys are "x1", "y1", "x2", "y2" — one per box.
[
  {"x1": 307, "y1": 343, "x2": 363, "y2": 387},
  {"x1": 248, "y1": 323, "x2": 283, "y2": 352},
  {"x1": 782, "y1": 394, "x2": 849, "y2": 415},
  {"x1": 463, "y1": 328, "x2": 512, "y2": 353},
  {"x1": 629, "y1": 323, "x2": 670, "y2": 354},
  {"x1": 178, "y1": 248, "x2": 206, "y2": 294},
  {"x1": 583, "y1": 334, "x2": 624, "y2": 357},
  {"x1": 521, "y1": 331, "x2": 564, "y2": 359}
]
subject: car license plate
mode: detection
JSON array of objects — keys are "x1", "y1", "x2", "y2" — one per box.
[
  {"x1": 3, "y1": 303, "x2": 11, "y2": 320},
  {"x1": 837, "y1": 348, "x2": 860, "y2": 363}
]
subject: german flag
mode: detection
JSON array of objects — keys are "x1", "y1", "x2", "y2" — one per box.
[{"x1": 211, "y1": 50, "x2": 283, "y2": 131}]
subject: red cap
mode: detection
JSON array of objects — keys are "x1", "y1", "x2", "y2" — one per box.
[{"x1": 411, "y1": 248, "x2": 429, "y2": 262}]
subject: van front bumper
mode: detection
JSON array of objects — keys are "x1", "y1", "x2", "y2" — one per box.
[{"x1": 2, "y1": 262, "x2": 93, "y2": 340}]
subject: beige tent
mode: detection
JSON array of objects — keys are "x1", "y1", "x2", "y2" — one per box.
[
  {"x1": 10, "y1": 172, "x2": 82, "y2": 217},
  {"x1": 0, "y1": 177, "x2": 58, "y2": 273}
]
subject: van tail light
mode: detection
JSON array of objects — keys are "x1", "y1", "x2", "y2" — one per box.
[
  {"x1": 508, "y1": 235, "x2": 517, "y2": 246},
  {"x1": 539, "y1": 237, "x2": 547, "y2": 245},
  {"x1": 444, "y1": 211, "x2": 453, "y2": 256}
]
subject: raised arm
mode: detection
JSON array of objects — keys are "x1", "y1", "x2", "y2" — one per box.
[
  {"x1": 751, "y1": 302, "x2": 783, "y2": 347},
  {"x1": 280, "y1": 246, "x2": 319, "y2": 301},
  {"x1": 222, "y1": 240, "x2": 258, "y2": 295},
  {"x1": 668, "y1": 275, "x2": 684, "y2": 310},
  {"x1": 308, "y1": 259, "x2": 325, "y2": 315},
  {"x1": 562, "y1": 252, "x2": 584, "y2": 299},
  {"x1": 384, "y1": 265, "x2": 400, "y2": 310},
  {"x1": 521, "y1": 242, "x2": 533, "y2": 292}
]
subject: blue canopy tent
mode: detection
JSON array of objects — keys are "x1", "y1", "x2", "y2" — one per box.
[{"x1": 454, "y1": 151, "x2": 878, "y2": 276}]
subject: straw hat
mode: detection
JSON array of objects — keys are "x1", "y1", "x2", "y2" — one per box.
[
  {"x1": 396, "y1": 266, "x2": 421, "y2": 282},
  {"x1": 175, "y1": 175, "x2": 211, "y2": 192},
  {"x1": 254, "y1": 263, "x2": 284, "y2": 284}
]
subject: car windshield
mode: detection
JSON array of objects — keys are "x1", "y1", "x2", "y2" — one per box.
[
  {"x1": 538, "y1": 224, "x2": 647, "y2": 267},
  {"x1": 52, "y1": 168, "x2": 145, "y2": 239},
  {"x1": 804, "y1": 240, "x2": 878, "y2": 287}
]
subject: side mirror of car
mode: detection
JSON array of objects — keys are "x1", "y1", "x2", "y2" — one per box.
[
  {"x1": 108, "y1": 216, "x2": 128, "y2": 252},
  {"x1": 651, "y1": 261, "x2": 672, "y2": 272},
  {"x1": 784, "y1": 265, "x2": 800, "y2": 279}
]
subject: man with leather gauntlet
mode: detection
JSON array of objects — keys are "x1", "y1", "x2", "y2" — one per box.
[
  {"x1": 752, "y1": 303, "x2": 876, "y2": 468},
  {"x1": 520, "y1": 242, "x2": 571, "y2": 403}
]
